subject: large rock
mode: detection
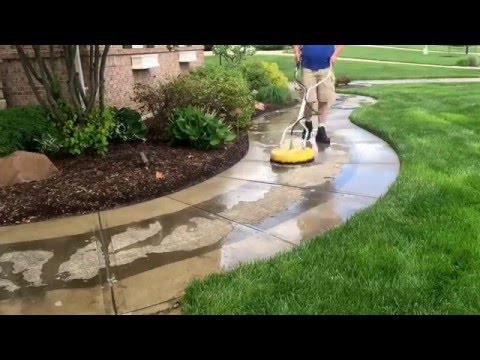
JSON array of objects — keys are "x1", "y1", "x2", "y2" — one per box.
[{"x1": 0, "y1": 151, "x2": 59, "y2": 187}]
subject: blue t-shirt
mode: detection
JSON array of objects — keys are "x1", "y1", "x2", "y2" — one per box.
[{"x1": 301, "y1": 45, "x2": 335, "y2": 71}]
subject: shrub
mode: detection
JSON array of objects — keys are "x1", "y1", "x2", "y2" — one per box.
[
  {"x1": 134, "y1": 65, "x2": 255, "y2": 140},
  {"x1": 468, "y1": 55, "x2": 479, "y2": 66},
  {"x1": 456, "y1": 56, "x2": 479, "y2": 67},
  {"x1": 133, "y1": 78, "x2": 174, "y2": 141},
  {"x1": 256, "y1": 86, "x2": 292, "y2": 105},
  {"x1": 189, "y1": 66, "x2": 256, "y2": 128},
  {"x1": 261, "y1": 62, "x2": 289, "y2": 88},
  {"x1": 254, "y1": 45, "x2": 287, "y2": 51},
  {"x1": 335, "y1": 76, "x2": 351, "y2": 86},
  {"x1": 34, "y1": 132, "x2": 63, "y2": 155},
  {"x1": 168, "y1": 107, "x2": 236, "y2": 150},
  {"x1": 239, "y1": 60, "x2": 274, "y2": 91},
  {"x1": 111, "y1": 107, "x2": 148, "y2": 143},
  {"x1": 0, "y1": 105, "x2": 55, "y2": 156},
  {"x1": 32, "y1": 107, "x2": 116, "y2": 156},
  {"x1": 212, "y1": 45, "x2": 256, "y2": 66},
  {"x1": 0, "y1": 104, "x2": 117, "y2": 157},
  {"x1": 190, "y1": 63, "x2": 243, "y2": 81},
  {"x1": 58, "y1": 108, "x2": 115, "y2": 156}
]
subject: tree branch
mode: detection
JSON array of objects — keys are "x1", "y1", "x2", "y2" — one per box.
[
  {"x1": 15, "y1": 45, "x2": 49, "y2": 110},
  {"x1": 99, "y1": 45, "x2": 110, "y2": 111},
  {"x1": 48, "y1": 45, "x2": 57, "y2": 76},
  {"x1": 87, "y1": 45, "x2": 100, "y2": 112},
  {"x1": 69, "y1": 46, "x2": 87, "y2": 108},
  {"x1": 33, "y1": 45, "x2": 53, "y2": 84},
  {"x1": 88, "y1": 45, "x2": 94, "y2": 103},
  {"x1": 74, "y1": 72, "x2": 87, "y2": 106},
  {"x1": 32, "y1": 45, "x2": 67, "y2": 122},
  {"x1": 66, "y1": 45, "x2": 85, "y2": 124},
  {"x1": 15, "y1": 46, "x2": 43, "y2": 84}
]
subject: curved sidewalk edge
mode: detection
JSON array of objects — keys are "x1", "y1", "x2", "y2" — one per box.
[{"x1": 0, "y1": 93, "x2": 399, "y2": 315}]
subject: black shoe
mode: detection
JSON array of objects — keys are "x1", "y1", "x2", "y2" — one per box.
[
  {"x1": 302, "y1": 121, "x2": 313, "y2": 140},
  {"x1": 316, "y1": 126, "x2": 330, "y2": 145}
]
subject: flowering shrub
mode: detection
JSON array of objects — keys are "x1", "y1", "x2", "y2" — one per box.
[{"x1": 212, "y1": 45, "x2": 256, "y2": 66}]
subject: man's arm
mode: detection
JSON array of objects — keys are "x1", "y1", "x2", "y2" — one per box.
[
  {"x1": 293, "y1": 45, "x2": 301, "y2": 65},
  {"x1": 330, "y1": 45, "x2": 345, "y2": 65}
]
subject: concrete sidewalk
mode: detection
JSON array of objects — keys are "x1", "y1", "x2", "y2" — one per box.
[{"x1": 0, "y1": 93, "x2": 399, "y2": 315}]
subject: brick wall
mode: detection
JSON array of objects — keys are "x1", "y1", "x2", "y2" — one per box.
[
  {"x1": 0, "y1": 45, "x2": 205, "y2": 109},
  {"x1": 0, "y1": 59, "x2": 5, "y2": 110},
  {"x1": 0, "y1": 60, "x2": 3, "y2": 98},
  {"x1": 0, "y1": 50, "x2": 71, "y2": 107}
]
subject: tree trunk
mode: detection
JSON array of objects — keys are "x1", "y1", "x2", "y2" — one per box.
[
  {"x1": 98, "y1": 45, "x2": 110, "y2": 111},
  {"x1": 15, "y1": 45, "x2": 111, "y2": 127},
  {"x1": 15, "y1": 46, "x2": 48, "y2": 109}
]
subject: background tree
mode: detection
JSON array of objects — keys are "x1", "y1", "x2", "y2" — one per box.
[
  {"x1": 14, "y1": 45, "x2": 114, "y2": 155},
  {"x1": 15, "y1": 45, "x2": 110, "y2": 126}
]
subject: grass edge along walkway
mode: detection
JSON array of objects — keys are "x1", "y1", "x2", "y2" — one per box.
[{"x1": 183, "y1": 82, "x2": 480, "y2": 315}]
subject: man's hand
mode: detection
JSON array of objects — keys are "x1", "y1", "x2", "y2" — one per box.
[
  {"x1": 293, "y1": 45, "x2": 301, "y2": 67},
  {"x1": 330, "y1": 45, "x2": 345, "y2": 67},
  {"x1": 330, "y1": 55, "x2": 337, "y2": 66}
]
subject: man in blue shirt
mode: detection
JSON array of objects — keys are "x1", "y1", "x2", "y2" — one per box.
[{"x1": 294, "y1": 45, "x2": 345, "y2": 145}]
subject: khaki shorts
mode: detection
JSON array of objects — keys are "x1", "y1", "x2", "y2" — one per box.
[{"x1": 302, "y1": 67, "x2": 336, "y2": 107}]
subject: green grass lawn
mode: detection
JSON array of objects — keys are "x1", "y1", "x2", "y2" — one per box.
[
  {"x1": 205, "y1": 55, "x2": 480, "y2": 81},
  {"x1": 387, "y1": 45, "x2": 479, "y2": 53},
  {"x1": 183, "y1": 83, "x2": 480, "y2": 314},
  {"x1": 342, "y1": 45, "x2": 471, "y2": 66}
]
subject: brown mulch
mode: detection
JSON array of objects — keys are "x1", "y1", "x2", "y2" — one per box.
[
  {"x1": 0, "y1": 101, "x2": 297, "y2": 227},
  {"x1": 0, "y1": 132, "x2": 249, "y2": 226}
]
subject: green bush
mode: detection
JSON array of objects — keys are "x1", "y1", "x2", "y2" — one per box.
[
  {"x1": 468, "y1": 55, "x2": 479, "y2": 66},
  {"x1": 254, "y1": 45, "x2": 287, "y2": 51},
  {"x1": 134, "y1": 65, "x2": 255, "y2": 140},
  {"x1": 190, "y1": 66, "x2": 255, "y2": 129},
  {"x1": 59, "y1": 108, "x2": 115, "y2": 156},
  {"x1": 168, "y1": 107, "x2": 236, "y2": 150},
  {"x1": 456, "y1": 56, "x2": 479, "y2": 67},
  {"x1": 239, "y1": 60, "x2": 274, "y2": 91},
  {"x1": 34, "y1": 132, "x2": 63, "y2": 155},
  {"x1": 32, "y1": 107, "x2": 116, "y2": 156},
  {"x1": 111, "y1": 107, "x2": 148, "y2": 143},
  {"x1": 133, "y1": 78, "x2": 175, "y2": 141},
  {"x1": 261, "y1": 61, "x2": 289, "y2": 89},
  {"x1": 212, "y1": 45, "x2": 256, "y2": 66},
  {"x1": 190, "y1": 63, "x2": 243, "y2": 80},
  {"x1": 335, "y1": 76, "x2": 351, "y2": 86},
  {"x1": 256, "y1": 86, "x2": 292, "y2": 105},
  {"x1": 0, "y1": 106, "x2": 56, "y2": 157}
]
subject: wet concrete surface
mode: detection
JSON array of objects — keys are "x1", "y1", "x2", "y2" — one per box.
[
  {"x1": 0, "y1": 94, "x2": 399, "y2": 315},
  {"x1": 0, "y1": 223, "x2": 113, "y2": 314}
]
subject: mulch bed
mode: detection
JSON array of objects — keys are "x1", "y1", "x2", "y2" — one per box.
[
  {"x1": 0, "y1": 132, "x2": 248, "y2": 226},
  {"x1": 0, "y1": 101, "x2": 297, "y2": 227},
  {"x1": 255, "y1": 100, "x2": 299, "y2": 117}
]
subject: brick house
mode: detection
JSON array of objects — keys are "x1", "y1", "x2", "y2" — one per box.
[
  {"x1": 0, "y1": 45, "x2": 205, "y2": 110},
  {"x1": 0, "y1": 59, "x2": 5, "y2": 109}
]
